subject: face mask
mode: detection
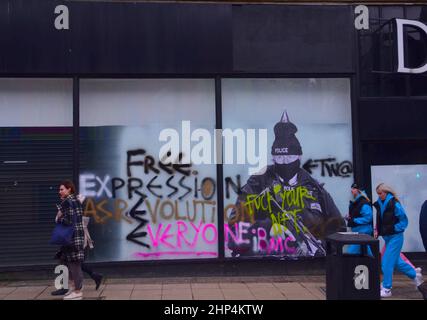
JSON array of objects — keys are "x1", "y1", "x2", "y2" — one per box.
[
  {"x1": 275, "y1": 159, "x2": 301, "y2": 181},
  {"x1": 272, "y1": 155, "x2": 301, "y2": 165}
]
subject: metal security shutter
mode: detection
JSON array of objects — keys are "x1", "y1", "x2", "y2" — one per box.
[{"x1": 0, "y1": 127, "x2": 73, "y2": 267}]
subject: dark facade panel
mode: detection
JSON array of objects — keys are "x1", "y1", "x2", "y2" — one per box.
[
  {"x1": 1, "y1": 0, "x2": 72, "y2": 74},
  {"x1": 1, "y1": 0, "x2": 233, "y2": 74},
  {"x1": 359, "y1": 99, "x2": 427, "y2": 140},
  {"x1": 0, "y1": 1, "x2": 7, "y2": 72},
  {"x1": 363, "y1": 140, "x2": 427, "y2": 168},
  {"x1": 232, "y1": 5, "x2": 355, "y2": 73},
  {"x1": 67, "y1": 2, "x2": 232, "y2": 74},
  {"x1": 1, "y1": 1, "x2": 358, "y2": 75}
]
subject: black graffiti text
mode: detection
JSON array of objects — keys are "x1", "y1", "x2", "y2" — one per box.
[{"x1": 303, "y1": 158, "x2": 353, "y2": 178}]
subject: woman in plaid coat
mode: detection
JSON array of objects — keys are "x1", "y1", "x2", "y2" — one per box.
[{"x1": 55, "y1": 180, "x2": 85, "y2": 300}]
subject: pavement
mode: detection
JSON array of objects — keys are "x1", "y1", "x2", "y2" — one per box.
[{"x1": 0, "y1": 274, "x2": 425, "y2": 300}]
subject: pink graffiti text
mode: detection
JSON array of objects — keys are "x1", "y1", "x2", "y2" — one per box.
[{"x1": 146, "y1": 221, "x2": 218, "y2": 250}]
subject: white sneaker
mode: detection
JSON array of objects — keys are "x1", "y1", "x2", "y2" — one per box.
[
  {"x1": 381, "y1": 287, "x2": 392, "y2": 298},
  {"x1": 64, "y1": 284, "x2": 75, "y2": 296},
  {"x1": 415, "y1": 267, "x2": 423, "y2": 288},
  {"x1": 63, "y1": 291, "x2": 83, "y2": 300}
]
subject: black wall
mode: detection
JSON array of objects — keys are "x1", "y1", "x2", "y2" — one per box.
[
  {"x1": 0, "y1": 1, "x2": 355, "y2": 75},
  {"x1": 356, "y1": 5, "x2": 427, "y2": 190},
  {"x1": 1, "y1": 2, "x2": 427, "y2": 264},
  {"x1": 359, "y1": 99, "x2": 427, "y2": 141},
  {"x1": 232, "y1": 5, "x2": 354, "y2": 73}
]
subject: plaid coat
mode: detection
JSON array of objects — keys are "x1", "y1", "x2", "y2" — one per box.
[{"x1": 57, "y1": 195, "x2": 85, "y2": 262}]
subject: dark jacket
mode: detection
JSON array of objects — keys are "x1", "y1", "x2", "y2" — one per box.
[
  {"x1": 228, "y1": 166, "x2": 345, "y2": 257},
  {"x1": 373, "y1": 194, "x2": 407, "y2": 237},
  {"x1": 57, "y1": 194, "x2": 85, "y2": 262}
]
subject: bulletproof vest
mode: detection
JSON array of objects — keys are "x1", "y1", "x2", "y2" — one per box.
[
  {"x1": 373, "y1": 198, "x2": 400, "y2": 236},
  {"x1": 348, "y1": 197, "x2": 371, "y2": 228}
]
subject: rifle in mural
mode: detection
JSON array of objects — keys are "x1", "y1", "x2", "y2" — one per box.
[{"x1": 253, "y1": 186, "x2": 326, "y2": 258}]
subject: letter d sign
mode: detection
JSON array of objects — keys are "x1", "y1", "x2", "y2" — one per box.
[
  {"x1": 396, "y1": 19, "x2": 427, "y2": 74},
  {"x1": 354, "y1": 265, "x2": 369, "y2": 290}
]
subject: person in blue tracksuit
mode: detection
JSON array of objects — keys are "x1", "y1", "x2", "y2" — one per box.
[
  {"x1": 373, "y1": 183, "x2": 424, "y2": 298},
  {"x1": 346, "y1": 183, "x2": 373, "y2": 255}
]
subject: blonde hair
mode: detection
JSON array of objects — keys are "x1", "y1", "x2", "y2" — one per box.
[
  {"x1": 359, "y1": 190, "x2": 371, "y2": 203},
  {"x1": 376, "y1": 183, "x2": 399, "y2": 202}
]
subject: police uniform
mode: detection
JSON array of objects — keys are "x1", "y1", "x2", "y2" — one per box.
[{"x1": 227, "y1": 111, "x2": 345, "y2": 258}]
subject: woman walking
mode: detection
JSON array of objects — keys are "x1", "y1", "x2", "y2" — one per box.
[
  {"x1": 55, "y1": 180, "x2": 85, "y2": 300},
  {"x1": 373, "y1": 183, "x2": 423, "y2": 298},
  {"x1": 346, "y1": 183, "x2": 373, "y2": 254},
  {"x1": 51, "y1": 193, "x2": 103, "y2": 297}
]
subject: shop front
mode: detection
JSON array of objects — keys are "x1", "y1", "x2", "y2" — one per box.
[{"x1": 0, "y1": 1, "x2": 426, "y2": 270}]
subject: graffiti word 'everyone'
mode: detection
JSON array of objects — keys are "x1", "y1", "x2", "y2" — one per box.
[
  {"x1": 134, "y1": 251, "x2": 217, "y2": 258},
  {"x1": 123, "y1": 194, "x2": 218, "y2": 248},
  {"x1": 147, "y1": 221, "x2": 218, "y2": 249}
]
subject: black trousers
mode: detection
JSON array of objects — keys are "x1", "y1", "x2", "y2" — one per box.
[
  {"x1": 82, "y1": 247, "x2": 99, "y2": 280},
  {"x1": 67, "y1": 261, "x2": 83, "y2": 291},
  {"x1": 81, "y1": 262, "x2": 96, "y2": 279},
  {"x1": 58, "y1": 248, "x2": 99, "y2": 283}
]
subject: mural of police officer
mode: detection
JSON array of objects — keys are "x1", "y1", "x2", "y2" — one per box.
[{"x1": 227, "y1": 111, "x2": 346, "y2": 258}]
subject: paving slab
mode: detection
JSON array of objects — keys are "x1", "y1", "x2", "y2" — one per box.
[
  {"x1": 131, "y1": 289, "x2": 162, "y2": 300},
  {"x1": 192, "y1": 288, "x2": 224, "y2": 300},
  {"x1": 104, "y1": 284, "x2": 135, "y2": 290},
  {"x1": 163, "y1": 284, "x2": 192, "y2": 290},
  {"x1": 134, "y1": 284, "x2": 162, "y2": 290},
  {"x1": 191, "y1": 283, "x2": 220, "y2": 289},
  {"x1": 0, "y1": 274, "x2": 424, "y2": 300}
]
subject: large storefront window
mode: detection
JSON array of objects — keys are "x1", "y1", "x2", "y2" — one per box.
[
  {"x1": 0, "y1": 78, "x2": 73, "y2": 266},
  {"x1": 371, "y1": 164, "x2": 427, "y2": 252},
  {"x1": 222, "y1": 78, "x2": 353, "y2": 259},
  {"x1": 79, "y1": 79, "x2": 218, "y2": 262}
]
